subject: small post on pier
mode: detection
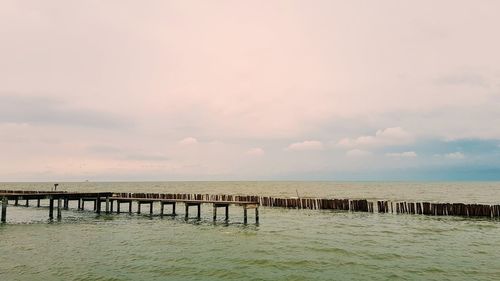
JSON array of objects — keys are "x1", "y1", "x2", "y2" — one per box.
[
  {"x1": 78, "y1": 199, "x2": 81, "y2": 210},
  {"x1": 172, "y1": 202, "x2": 176, "y2": 216},
  {"x1": 14, "y1": 198, "x2": 18, "y2": 206},
  {"x1": 128, "y1": 202, "x2": 132, "y2": 213},
  {"x1": 160, "y1": 202, "x2": 164, "y2": 217},
  {"x1": 255, "y1": 207, "x2": 259, "y2": 224},
  {"x1": 37, "y1": 199, "x2": 41, "y2": 208},
  {"x1": 213, "y1": 205, "x2": 217, "y2": 221},
  {"x1": 185, "y1": 204, "x2": 189, "y2": 220},
  {"x1": 105, "y1": 197, "x2": 110, "y2": 214},
  {"x1": 25, "y1": 199, "x2": 29, "y2": 207},
  {"x1": 243, "y1": 205, "x2": 248, "y2": 224},
  {"x1": 49, "y1": 197, "x2": 54, "y2": 220},
  {"x1": 117, "y1": 202, "x2": 121, "y2": 214},
  {"x1": 110, "y1": 200, "x2": 114, "y2": 213},
  {"x1": 197, "y1": 204, "x2": 201, "y2": 220},
  {"x1": 150, "y1": 202, "x2": 153, "y2": 215},
  {"x1": 57, "y1": 198, "x2": 62, "y2": 220},
  {"x1": 137, "y1": 202, "x2": 141, "y2": 214},
  {"x1": 63, "y1": 198, "x2": 68, "y2": 210},
  {"x1": 1, "y1": 197, "x2": 7, "y2": 223}
]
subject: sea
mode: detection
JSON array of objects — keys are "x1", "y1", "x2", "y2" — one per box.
[{"x1": 1, "y1": 181, "x2": 499, "y2": 281}]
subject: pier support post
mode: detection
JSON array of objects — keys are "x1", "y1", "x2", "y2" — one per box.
[
  {"x1": 137, "y1": 202, "x2": 141, "y2": 214},
  {"x1": 225, "y1": 205, "x2": 229, "y2": 221},
  {"x1": 49, "y1": 198, "x2": 54, "y2": 220},
  {"x1": 78, "y1": 199, "x2": 81, "y2": 210},
  {"x1": 25, "y1": 199, "x2": 29, "y2": 207},
  {"x1": 64, "y1": 198, "x2": 68, "y2": 210},
  {"x1": 129, "y1": 202, "x2": 132, "y2": 213},
  {"x1": 1, "y1": 197, "x2": 7, "y2": 223},
  {"x1": 255, "y1": 207, "x2": 259, "y2": 224},
  {"x1": 173, "y1": 202, "x2": 176, "y2": 216},
  {"x1": 160, "y1": 202, "x2": 164, "y2": 217},
  {"x1": 57, "y1": 198, "x2": 62, "y2": 220},
  {"x1": 14, "y1": 198, "x2": 18, "y2": 206},
  {"x1": 96, "y1": 197, "x2": 101, "y2": 215},
  {"x1": 197, "y1": 204, "x2": 201, "y2": 220},
  {"x1": 117, "y1": 202, "x2": 121, "y2": 214},
  {"x1": 150, "y1": 202, "x2": 153, "y2": 215},
  {"x1": 105, "y1": 197, "x2": 110, "y2": 214},
  {"x1": 185, "y1": 204, "x2": 189, "y2": 220},
  {"x1": 37, "y1": 199, "x2": 41, "y2": 208},
  {"x1": 243, "y1": 205, "x2": 248, "y2": 224},
  {"x1": 110, "y1": 200, "x2": 114, "y2": 213},
  {"x1": 213, "y1": 205, "x2": 217, "y2": 221}
]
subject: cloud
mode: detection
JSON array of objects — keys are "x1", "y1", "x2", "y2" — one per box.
[
  {"x1": 178, "y1": 137, "x2": 198, "y2": 145},
  {"x1": 445, "y1": 152, "x2": 465, "y2": 159},
  {"x1": 346, "y1": 149, "x2": 371, "y2": 157},
  {"x1": 386, "y1": 151, "x2": 417, "y2": 158},
  {"x1": 286, "y1": 140, "x2": 324, "y2": 151},
  {"x1": 433, "y1": 72, "x2": 489, "y2": 88},
  {"x1": 337, "y1": 127, "x2": 414, "y2": 149},
  {"x1": 0, "y1": 94, "x2": 129, "y2": 129},
  {"x1": 245, "y1": 147, "x2": 265, "y2": 156}
]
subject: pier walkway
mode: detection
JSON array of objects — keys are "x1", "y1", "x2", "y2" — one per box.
[{"x1": 0, "y1": 190, "x2": 259, "y2": 224}]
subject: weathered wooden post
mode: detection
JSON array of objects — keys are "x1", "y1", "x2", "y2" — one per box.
[
  {"x1": 63, "y1": 198, "x2": 68, "y2": 210},
  {"x1": 172, "y1": 202, "x2": 176, "y2": 216},
  {"x1": 185, "y1": 203, "x2": 189, "y2": 219},
  {"x1": 57, "y1": 198, "x2": 62, "y2": 220},
  {"x1": 105, "y1": 197, "x2": 110, "y2": 214},
  {"x1": 160, "y1": 202, "x2": 164, "y2": 217},
  {"x1": 37, "y1": 199, "x2": 41, "y2": 208},
  {"x1": 49, "y1": 197, "x2": 54, "y2": 220},
  {"x1": 110, "y1": 200, "x2": 114, "y2": 213},
  {"x1": 213, "y1": 204, "x2": 217, "y2": 221},
  {"x1": 255, "y1": 206, "x2": 259, "y2": 224},
  {"x1": 117, "y1": 202, "x2": 121, "y2": 214},
  {"x1": 96, "y1": 197, "x2": 101, "y2": 215},
  {"x1": 137, "y1": 202, "x2": 141, "y2": 214},
  {"x1": 243, "y1": 205, "x2": 248, "y2": 224},
  {"x1": 128, "y1": 202, "x2": 132, "y2": 213},
  {"x1": 1, "y1": 197, "x2": 7, "y2": 223},
  {"x1": 197, "y1": 204, "x2": 201, "y2": 220},
  {"x1": 78, "y1": 198, "x2": 81, "y2": 210},
  {"x1": 14, "y1": 198, "x2": 18, "y2": 206},
  {"x1": 225, "y1": 205, "x2": 229, "y2": 221},
  {"x1": 149, "y1": 202, "x2": 153, "y2": 215},
  {"x1": 25, "y1": 199, "x2": 29, "y2": 207}
]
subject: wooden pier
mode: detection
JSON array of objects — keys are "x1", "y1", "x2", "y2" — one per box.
[{"x1": 0, "y1": 190, "x2": 260, "y2": 224}]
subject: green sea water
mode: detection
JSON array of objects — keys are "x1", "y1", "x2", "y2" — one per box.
[{"x1": 1, "y1": 181, "x2": 500, "y2": 281}]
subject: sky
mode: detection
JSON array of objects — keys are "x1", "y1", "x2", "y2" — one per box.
[{"x1": 1, "y1": 0, "x2": 500, "y2": 181}]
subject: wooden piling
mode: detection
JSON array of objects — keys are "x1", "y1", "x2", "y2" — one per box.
[
  {"x1": 197, "y1": 204, "x2": 201, "y2": 220},
  {"x1": 243, "y1": 205, "x2": 248, "y2": 224},
  {"x1": 213, "y1": 205, "x2": 217, "y2": 221},
  {"x1": 1, "y1": 197, "x2": 7, "y2": 223},
  {"x1": 225, "y1": 205, "x2": 229, "y2": 221},
  {"x1": 255, "y1": 207, "x2": 259, "y2": 223},
  {"x1": 105, "y1": 197, "x2": 110, "y2": 214},
  {"x1": 185, "y1": 203, "x2": 189, "y2": 219},
  {"x1": 57, "y1": 198, "x2": 62, "y2": 220},
  {"x1": 150, "y1": 202, "x2": 153, "y2": 215},
  {"x1": 37, "y1": 199, "x2": 41, "y2": 208},
  {"x1": 49, "y1": 198, "x2": 54, "y2": 220},
  {"x1": 96, "y1": 197, "x2": 101, "y2": 214}
]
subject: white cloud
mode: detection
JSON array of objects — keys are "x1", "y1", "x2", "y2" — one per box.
[
  {"x1": 337, "y1": 127, "x2": 414, "y2": 149},
  {"x1": 346, "y1": 149, "x2": 372, "y2": 157},
  {"x1": 386, "y1": 151, "x2": 417, "y2": 158},
  {"x1": 445, "y1": 152, "x2": 465, "y2": 159},
  {"x1": 245, "y1": 147, "x2": 265, "y2": 156},
  {"x1": 178, "y1": 137, "x2": 198, "y2": 145},
  {"x1": 286, "y1": 140, "x2": 324, "y2": 151}
]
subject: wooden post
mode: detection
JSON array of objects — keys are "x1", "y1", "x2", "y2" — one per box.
[
  {"x1": 37, "y1": 199, "x2": 41, "y2": 208},
  {"x1": 117, "y1": 202, "x2": 121, "y2": 214},
  {"x1": 64, "y1": 198, "x2": 68, "y2": 210},
  {"x1": 81, "y1": 199, "x2": 85, "y2": 210},
  {"x1": 1, "y1": 197, "x2": 7, "y2": 223},
  {"x1": 255, "y1": 207, "x2": 259, "y2": 224},
  {"x1": 185, "y1": 203, "x2": 189, "y2": 219},
  {"x1": 225, "y1": 205, "x2": 229, "y2": 221},
  {"x1": 25, "y1": 199, "x2": 29, "y2": 207},
  {"x1": 57, "y1": 198, "x2": 62, "y2": 220},
  {"x1": 128, "y1": 202, "x2": 132, "y2": 213},
  {"x1": 96, "y1": 197, "x2": 101, "y2": 215},
  {"x1": 160, "y1": 203, "x2": 164, "y2": 217},
  {"x1": 110, "y1": 200, "x2": 114, "y2": 213},
  {"x1": 243, "y1": 205, "x2": 248, "y2": 224},
  {"x1": 78, "y1": 199, "x2": 81, "y2": 210},
  {"x1": 172, "y1": 202, "x2": 176, "y2": 216},
  {"x1": 213, "y1": 205, "x2": 217, "y2": 221},
  {"x1": 197, "y1": 204, "x2": 201, "y2": 220},
  {"x1": 105, "y1": 197, "x2": 110, "y2": 214},
  {"x1": 49, "y1": 198, "x2": 54, "y2": 220},
  {"x1": 137, "y1": 202, "x2": 141, "y2": 214},
  {"x1": 149, "y1": 202, "x2": 153, "y2": 215},
  {"x1": 14, "y1": 198, "x2": 18, "y2": 206}
]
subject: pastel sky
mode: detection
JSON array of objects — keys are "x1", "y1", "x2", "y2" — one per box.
[{"x1": 1, "y1": 1, "x2": 500, "y2": 181}]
